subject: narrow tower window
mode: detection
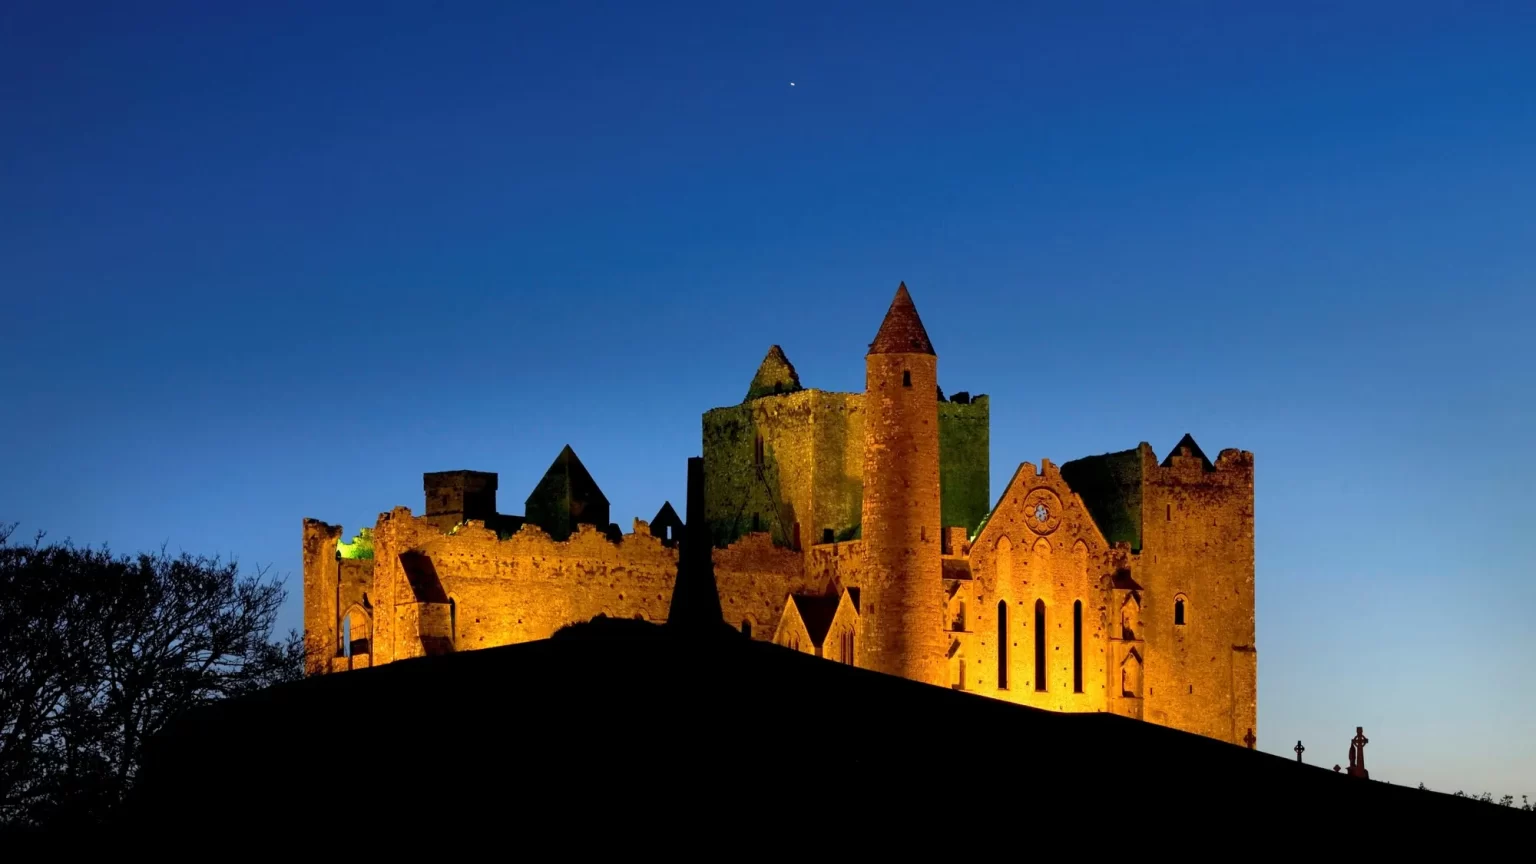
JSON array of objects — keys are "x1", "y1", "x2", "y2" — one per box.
[
  {"x1": 449, "y1": 597, "x2": 458, "y2": 647},
  {"x1": 902, "y1": 370, "x2": 911, "y2": 387},
  {"x1": 742, "y1": 620, "x2": 752, "y2": 638},
  {"x1": 997, "y1": 601, "x2": 1009, "y2": 690},
  {"x1": 754, "y1": 434, "x2": 764, "y2": 467},
  {"x1": 1072, "y1": 600, "x2": 1083, "y2": 693},
  {"x1": 1034, "y1": 600, "x2": 1047, "y2": 691},
  {"x1": 1175, "y1": 597, "x2": 1186, "y2": 626}
]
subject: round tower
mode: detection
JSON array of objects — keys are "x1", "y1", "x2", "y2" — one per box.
[{"x1": 858, "y1": 283, "x2": 945, "y2": 685}]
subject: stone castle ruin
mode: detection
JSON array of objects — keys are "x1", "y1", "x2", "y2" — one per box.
[{"x1": 303, "y1": 284, "x2": 1257, "y2": 745}]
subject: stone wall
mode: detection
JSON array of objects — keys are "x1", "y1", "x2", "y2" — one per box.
[
  {"x1": 306, "y1": 509, "x2": 811, "y2": 662},
  {"x1": 703, "y1": 388, "x2": 986, "y2": 551},
  {"x1": 938, "y1": 395, "x2": 990, "y2": 536},
  {"x1": 1135, "y1": 444, "x2": 1257, "y2": 746},
  {"x1": 408, "y1": 518, "x2": 680, "y2": 653},
  {"x1": 714, "y1": 532, "x2": 810, "y2": 638},
  {"x1": 702, "y1": 390, "x2": 862, "y2": 550},
  {"x1": 804, "y1": 539, "x2": 866, "y2": 595}
]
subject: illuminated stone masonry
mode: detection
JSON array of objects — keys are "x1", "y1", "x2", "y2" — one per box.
[{"x1": 302, "y1": 284, "x2": 1256, "y2": 746}]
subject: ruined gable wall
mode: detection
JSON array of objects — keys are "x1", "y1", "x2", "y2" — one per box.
[
  {"x1": 415, "y1": 520, "x2": 679, "y2": 653},
  {"x1": 368, "y1": 507, "x2": 452, "y2": 665},
  {"x1": 1136, "y1": 445, "x2": 1257, "y2": 745},
  {"x1": 968, "y1": 462, "x2": 1110, "y2": 713},
  {"x1": 302, "y1": 519, "x2": 343, "y2": 675}
]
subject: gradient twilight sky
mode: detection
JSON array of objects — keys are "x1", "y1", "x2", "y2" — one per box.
[{"x1": 3, "y1": 1, "x2": 1533, "y2": 793}]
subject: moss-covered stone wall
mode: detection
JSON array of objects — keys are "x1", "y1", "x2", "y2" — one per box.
[
  {"x1": 1060, "y1": 447, "x2": 1144, "y2": 551},
  {"x1": 704, "y1": 388, "x2": 987, "y2": 550},
  {"x1": 938, "y1": 396, "x2": 990, "y2": 536}
]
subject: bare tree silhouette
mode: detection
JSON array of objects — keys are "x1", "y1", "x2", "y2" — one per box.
[{"x1": 0, "y1": 524, "x2": 301, "y2": 829}]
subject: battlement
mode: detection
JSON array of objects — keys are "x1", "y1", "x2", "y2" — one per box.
[{"x1": 1150, "y1": 434, "x2": 1254, "y2": 478}]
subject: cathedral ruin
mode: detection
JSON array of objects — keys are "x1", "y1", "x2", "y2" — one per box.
[{"x1": 302, "y1": 284, "x2": 1257, "y2": 745}]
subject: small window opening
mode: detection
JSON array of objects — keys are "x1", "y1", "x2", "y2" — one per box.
[
  {"x1": 902, "y1": 370, "x2": 911, "y2": 387},
  {"x1": 449, "y1": 597, "x2": 458, "y2": 647},
  {"x1": 752, "y1": 512, "x2": 761, "y2": 532},
  {"x1": 742, "y1": 620, "x2": 752, "y2": 638},
  {"x1": 754, "y1": 434, "x2": 764, "y2": 467},
  {"x1": 822, "y1": 528, "x2": 834, "y2": 544},
  {"x1": 1175, "y1": 597, "x2": 1186, "y2": 626},
  {"x1": 1166, "y1": 504, "x2": 1172, "y2": 521}
]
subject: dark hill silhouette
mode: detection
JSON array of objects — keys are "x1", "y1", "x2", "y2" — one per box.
[{"x1": 121, "y1": 616, "x2": 1524, "y2": 837}]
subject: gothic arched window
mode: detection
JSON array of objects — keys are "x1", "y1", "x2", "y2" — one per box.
[
  {"x1": 997, "y1": 601, "x2": 1009, "y2": 690},
  {"x1": 1034, "y1": 599, "x2": 1047, "y2": 692},
  {"x1": 1072, "y1": 600, "x2": 1083, "y2": 693},
  {"x1": 1175, "y1": 595, "x2": 1187, "y2": 627}
]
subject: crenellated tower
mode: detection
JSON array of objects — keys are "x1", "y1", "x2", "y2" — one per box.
[{"x1": 857, "y1": 283, "x2": 946, "y2": 684}]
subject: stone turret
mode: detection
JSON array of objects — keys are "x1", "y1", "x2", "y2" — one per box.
[{"x1": 857, "y1": 283, "x2": 945, "y2": 685}]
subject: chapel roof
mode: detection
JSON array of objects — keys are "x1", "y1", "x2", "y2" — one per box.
[{"x1": 790, "y1": 594, "x2": 843, "y2": 647}]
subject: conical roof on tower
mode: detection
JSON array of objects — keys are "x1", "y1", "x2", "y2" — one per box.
[{"x1": 867, "y1": 282, "x2": 935, "y2": 356}]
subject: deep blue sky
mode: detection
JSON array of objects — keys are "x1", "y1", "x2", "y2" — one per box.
[{"x1": 3, "y1": 2, "x2": 1532, "y2": 794}]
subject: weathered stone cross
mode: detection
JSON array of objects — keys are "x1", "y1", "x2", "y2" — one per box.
[
  {"x1": 1351, "y1": 727, "x2": 1369, "y2": 769},
  {"x1": 1294, "y1": 740, "x2": 1305, "y2": 763},
  {"x1": 1243, "y1": 728, "x2": 1256, "y2": 749}
]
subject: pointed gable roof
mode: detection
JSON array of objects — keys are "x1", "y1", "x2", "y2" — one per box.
[
  {"x1": 649, "y1": 500, "x2": 684, "y2": 545},
  {"x1": 1160, "y1": 433, "x2": 1215, "y2": 471},
  {"x1": 745, "y1": 345, "x2": 803, "y2": 400},
  {"x1": 867, "y1": 282, "x2": 935, "y2": 356},
  {"x1": 524, "y1": 445, "x2": 610, "y2": 541},
  {"x1": 535, "y1": 444, "x2": 608, "y2": 507},
  {"x1": 790, "y1": 594, "x2": 843, "y2": 647}
]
